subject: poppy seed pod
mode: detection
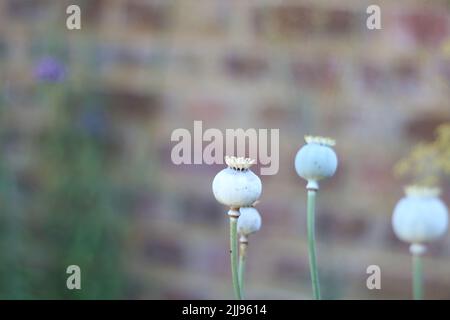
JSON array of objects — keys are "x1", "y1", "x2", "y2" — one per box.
[
  {"x1": 212, "y1": 156, "x2": 262, "y2": 208},
  {"x1": 238, "y1": 206, "x2": 262, "y2": 236},
  {"x1": 392, "y1": 186, "x2": 448, "y2": 245},
  {"x1": 295, "y1": 136, "x2": 338, "y2": 189}
]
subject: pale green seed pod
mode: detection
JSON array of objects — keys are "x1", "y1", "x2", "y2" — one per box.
[
  {"x1": 238, "y1": 206, "x2": 262, "y2": 236},
  {"x1": 295, "y1": 136, "x2": 338, "y2": 189},
  {"x1": 212, "y1": 156, "x2": 262, "y2": 208},
  {"x1": 392, "y1": 186, "x2": 448, "y2": 244}
]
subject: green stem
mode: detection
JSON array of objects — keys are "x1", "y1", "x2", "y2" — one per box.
[
  {"x1": 307, "y1": 189, "x2": 321, "y2": 300},
  {"x1": 412, "y1": 253, "x2": 423, "y2": 300},
  {"x1": 238, "y1": 239, "x2": 248, "y2": 299},
  {"x1": 229, "y1": 215, "x2": 242, "y2": 300}
]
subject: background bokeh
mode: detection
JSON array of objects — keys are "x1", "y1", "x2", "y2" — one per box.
[{"x1": 1, "y1": 0, "x2": 450, "y2": 299}]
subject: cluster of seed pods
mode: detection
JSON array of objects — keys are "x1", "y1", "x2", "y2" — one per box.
[{"x1": 212, "y1": 136, "x2": 449, "y2": 300}]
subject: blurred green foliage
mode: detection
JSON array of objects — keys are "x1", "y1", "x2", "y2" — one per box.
[{"x1": 0, "y1": 76, "x2": 128, "y2": 299}]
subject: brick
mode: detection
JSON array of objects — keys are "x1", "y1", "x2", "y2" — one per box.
[
  {"x1": 316, "y1": 210, "x2": 368, "y2": 242},
  {"x1": 426, "y1": 279, "x2": 450, "y2": 299},
  {"x1": 143, "y1": 237, "x2": 183, "y2": 266},
  {"x1": 178, "y1": 194, "x2": 223, "y2": 226},
  {"x1": 257, "y1": 102, "x2": 291, "y2": 125},
  {"x1": 274, "y1": 5, "x2": 315, "y2": 35},
  {"x1": 197, "y1": 245, "x2": 229, "y2": 278},
  {"x1": 256, "y1": 201, "x2": 296, "y2": 230},
  {"x1": 291, "y1": 58, "x2": 338, "y2": 89},
  {"x1": 392, "y1": 60, "x2": 420, "y2": 91},
  {"x1": 95, "y1": 44, "x2": 156, "y2": 68},
  {"x1": 274, "y1": 255, "x2": 309, "y2": 283},
  {"x1": 223, "y1": 53, "x2": 268, "y2": 79},
  {"x1": 169, "y1": 51, "x2": 204, "y2": 74},
  {"x1": 438, "y1": 59, "x2": 450, "y2": 84},
  {"x1": 158, "y1": 143, "x2": 223, "y2": 176},
  {"x1": 358, "y1": 160, "x2": 395, "y2": 191},
  {"x1": 405, "y1": 114, "x2": 450, "y2": 141},
  {"x1": 323, "y1": 9, "x2": 356, "y2": 35},
  {"x1": 186, "y1": 99, "x2": 227, "y2": 122},
  {"x1": 74, "y1": 0, "x2": 105, "y2": 26},
  {"x1": 401, "y1": 10, "x2": 449, "y2": 46},
  {"x1": 371, "y1": 272, "x2": 410, "y2": 298},
  {"x1": 174, "y1": 1, "x2": 230, "y2": 35},
  {"x1": 426, "y1": 241, "x2": 448, "y2": 257},
  {"x1": 125, "y1": 1, "x2": 170, "y2": 31},
  {"x1": 384, "y1": 226, "x2": 407, "y2": 250},
  {"x1": 0, "y1": 39, "x2": 7, "y2": 59},
  {"x1": 360, "y1": 63, "x2": 390, "y2": 92},
  {"x1": 6, "y1": 0, "x2": 50, "y2": 20},
  {"x1": 254, "y1": 6, "x2": 360, "y2": 38},
  {"x1": 98, "y1": 90, "x2": 162, "y2": 119}
]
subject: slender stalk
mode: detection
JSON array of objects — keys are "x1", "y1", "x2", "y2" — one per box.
[
  {"x1": 229, "y1": 213, "x2": 242, "y2": 300},
  {"x1": 238, "y1": 237, "x2": 248, "y2": 299},
  {"x1": 307, "y1": 189, "x2": 321, "y2": 300},
  {"x1": 412, "y1": 253, "x2": 423, "y2": 300}
]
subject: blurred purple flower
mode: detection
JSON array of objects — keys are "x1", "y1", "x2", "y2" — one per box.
[{"x1": 33, "y1": 56, "x2": 67, "y2": 83}]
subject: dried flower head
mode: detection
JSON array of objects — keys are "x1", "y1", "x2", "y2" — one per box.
[
  {"x1": 404, "y1": 185, "x2": 441, "y2": 198},
  {"x1": 225, "y1": 156, "x2": 256, "y2": 171},
  {"x1": 305, "y1": 135, "x2": 336, "y2": 147}
]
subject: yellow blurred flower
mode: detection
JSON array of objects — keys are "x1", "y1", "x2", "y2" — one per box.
[
  {"x1": 394, "y1": 123, "x2": 450, "y2": 187},
  {"x1": 442, "y1": 39, "x2": 450, "y2": 57}
]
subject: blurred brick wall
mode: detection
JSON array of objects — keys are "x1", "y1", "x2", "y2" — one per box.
[{"x1": 1, "y1": 0, "x2": 450, "y2": 299}]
